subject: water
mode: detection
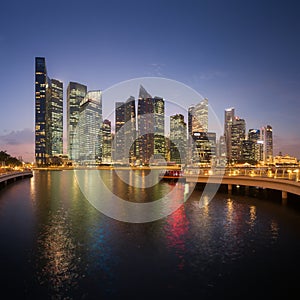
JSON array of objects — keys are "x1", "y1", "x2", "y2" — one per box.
[{"x1": 0, "y1": 170, "x2": 300, "y2": 299}]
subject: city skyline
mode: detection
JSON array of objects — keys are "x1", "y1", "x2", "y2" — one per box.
[{"x1": 0, "y1": 0, "x2": 299, "y2": 161}]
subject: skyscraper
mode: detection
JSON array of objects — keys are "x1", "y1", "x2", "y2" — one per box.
[
  {"x1": 124, "y1": 96, "x2": 136, "y2": 163},
  {"x1": 137, "y1": 85, "x2": 154, "y2": 165},
  {"x1": 170, "y1": 114, "x2": 187, "y2": 164},
  {"x1": 48, "y1": 79, "x2": 63, "y2": 156},
  {"x1": 101, "y1": 119, "x2": 112, "y2": 163},
  {"x1": 261, "y1": 125, "x2": 273, "y2": 162},
  {"x1": 35, "y1": 57, "x2": 63, "y2": 165},
  {"x1": 114, "y1": 101, "x2": 125, "y2": 162},
  {"x1": 191, "y1": 98, "x2": 208, "y2": 133},
  {"x1": 78, "y1": 91, "x2": 102, "y2": 165},
  {"x1": 35, "y1": 57, "x2": 50, "y2": 165},
  {"x1": 224, "y1": 107, "x2": 235, "y2": 160},
  {"x1": 230, "y1": 117, "x2": 246, "y2": 163},
  {"x1": 248, "y1": 129, "x2": 263, "y2": 162},
  {"x1": 67, "y1": 82, "x2": 87, "y2": 160},
  {"x1": 153, "y1": 96, "x2": 165, "y2": 161}
]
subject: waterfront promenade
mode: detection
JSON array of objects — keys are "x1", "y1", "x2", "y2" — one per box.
[{"x1": 0, "y1": 170, "x2": 33, "y2": 187}]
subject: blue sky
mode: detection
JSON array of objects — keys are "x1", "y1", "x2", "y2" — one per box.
[{"x1": 0, "y1": 0, "x2": 299, "y2": 162}]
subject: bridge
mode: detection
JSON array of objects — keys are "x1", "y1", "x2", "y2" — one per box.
[
  {"x1": 183, "y1": 167, "x2": 300, "y2": 202},
  {"x1": 0, "y1": 170, "x2": 33, "y2": 188}
]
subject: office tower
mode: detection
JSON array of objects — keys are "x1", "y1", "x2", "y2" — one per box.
[
  {"x1": 230, "y1": 117, "x2": 246, "y2": 163},
  {"x1": 78, "y1": 91, "x2": 102, "y2": 165},
  {"x1": 218, "y1": 135, "x2": 226, "y2": 158},
  {"x1": 191, "y1": 132, "x2": 216, "y2": 165},
  {"x1": 170, "y1": 114, "x2": 187, "y2": 164},
  {"x1": 241, "y1": 140, "x2": 255, "y2": 163},
  {"x1": 188, "y1": 105, "x2": 194, "y2": 137},
  {"x1": 137, "y1": 85, "x2": 154, "y2": 165},
  {"x1": 35, "y1": 57, "x2": 51, "y2": 165},
  {"x1": 188, "y1": 99, "x2": 208, "y2": 136},
  {"x1": 248, "y1": 129, "x2": 263, "y2": 162},
  {"x1": 114, "y1": 101, "x2": 125, "y2": 162},
  {"x1": 67, "y1": 82, "x2": 87, "y2": 160},
  {"x1": 224, "y1": 107, "x2": 235, "y2": 160},
  {"x1": 153, "y1": 96, "x2": 166, "y2": 161},
  {"x1": 261, "y1": 125, "x2": 273, "y2": 162},
  {"x1": 124, "y1": 96, "x2": 137, "y2": 164},
  {"x1": 101, "y1": 119, "x2": 112, "y2": 163},
  {"x1": 48, "y1": 79, "x2": 63, "y2": 156}
]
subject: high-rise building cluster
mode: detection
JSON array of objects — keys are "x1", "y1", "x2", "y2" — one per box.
[
  {"x1": 35, "y1": 57, "x2": 273, "y2": 166},
  {"x1": 222, "y1": 107, "x2": 273, "y2": 165}
]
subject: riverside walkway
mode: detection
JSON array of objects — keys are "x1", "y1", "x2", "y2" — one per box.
[{"x1": 0, "y1": 170, "x2": 33, "y2": 187}]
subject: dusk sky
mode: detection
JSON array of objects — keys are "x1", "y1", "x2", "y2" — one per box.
[{"x1": 0, "y1": 0, "x2": 299, "y2": 162}]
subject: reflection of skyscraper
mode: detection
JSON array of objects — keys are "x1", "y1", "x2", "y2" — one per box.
[
  {"x1": 261, "y1": 125, "x2": 273, "y2": 162},
  {"x1": 67, "y1": 82, "x2": 87, "y2": 160},
  {"x1": 101, "y1": 119, "x2": 112, "y2": 163},
  {"x1": 78, "y1": 91, "x2": 102, "y2": 165},
  {"x1": 49, "y1": 79, "x2": 63, "y2": 156},
  {"x1": 35, "y1": 57, "x2": 50, "y2": 165},
  {"x1": 170, "y1": 114, "x2": 187, "y2": 164}
]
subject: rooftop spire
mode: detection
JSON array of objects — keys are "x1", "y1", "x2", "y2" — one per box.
[{"x1": 138, "y1": 85, "x2": 152, "y2": 99}]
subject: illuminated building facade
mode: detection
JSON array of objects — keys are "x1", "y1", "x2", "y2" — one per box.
[
  {"x1": 224, "y1": 107, "x2": 235, "y2": 161},
  {"x1": 48, "y1": 79, "x2": 63, "y2": 156},
  {"x1": 67, "y1": 82, "x2": 87, "y2": 160},
  {"x1": 35, "y1": 57, "x2": 50, "y2": 165},
  {"x1": 261, "y1": 125, "x2": 273, "y2": 162},
  {"x1": 114, "y1": 101, "x2": 126, "y2": 162},
  {"x1": 230, "y1": 117, "x2": 246, "y2": 163},
  {"x1": 170, "y1": 114, "x2": 187, "y2": 164},
  {"x1": 192, "y1": 132, "x2": 216, "y2": 165},
  {"x1": 101, "y1": 119, "x2": 112, "y2": 163},
  {"x1": 153, "y1": 97, "x2": 165, "y2": 161},
  {"x1": 35, "y1": 57, "x2": 63, "y2": 165},
  {"x1": 125, "y1": 96, "x2": 137, "y2": 163},
  {"x1": 137, "y1": 85, "x2": 154, "y2": 165},
  {"x1": 78, "y1": 91, "x2": 102, "y2": 165}
]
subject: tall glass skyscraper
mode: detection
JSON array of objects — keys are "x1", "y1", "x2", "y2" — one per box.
[
  {"x1": 78, "y1": 91, "x2": 102, "y2": 165},
  {"x1": 153, "y1": 97, "x2": 165, "y2": 161},
  {"x1": 137, "y1": 85, "x2": 154, "y2": 165},
  {"x1": 170, "y1": 114, "x2": 187, "y2": 164},
  {"x1": 101, "y1": 119, "x2": 112, "y2": 163},
  {"x1": 114, "y1": 101, "x2": 126, "y2": 162},
  {"x1": 35, "y1": 57, "x2": 50, "y2": 165},
  {"x1": 230, "y1": 117, "x2": 246, "y2": 162},
  {"x1": 35, "y1": 57, "x2": 63, "y2": 165},
  {"x1": 49, "y1": 79, "x2": 63, "y2": 156},
  {"x1": 224, "y1": 107, "x2": 235, "y2": 161},
  {"x1": 191, "y1": 98, "x2": 208, "y2": 133},
  {"x1": 67, "y1": 82, "x2": 87, "y2": 160},
  {"x1": 124, "y1": 96, "x2": 136, "y2": 163},
  {"x1": 261, "y1": 125, "x2": 273, "y2": 162}
]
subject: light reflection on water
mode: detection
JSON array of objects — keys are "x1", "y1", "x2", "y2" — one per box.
[{"x1": 0, "y1": 170, "x2": 300, "y2": 298}]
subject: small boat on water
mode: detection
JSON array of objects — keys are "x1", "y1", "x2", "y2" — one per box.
[{"x1": 159, "y1": 170, "x2": 185, "y2": 182}]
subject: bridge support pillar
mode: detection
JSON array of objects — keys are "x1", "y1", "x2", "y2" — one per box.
[
  {"x1": 228, "y1": 184, "x2": 232, "y2": 193},
  {"x1": 282, "y1": 191, "x2": 288, "y2": 205}
]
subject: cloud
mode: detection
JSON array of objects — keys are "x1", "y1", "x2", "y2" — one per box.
[{"x1": 0, "y1": 128, "x2": 34, "y2": 145}]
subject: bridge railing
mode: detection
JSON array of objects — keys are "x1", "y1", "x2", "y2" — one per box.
[{"x1": 183, "y1": 167, "x2": 300, "y2": 182}]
